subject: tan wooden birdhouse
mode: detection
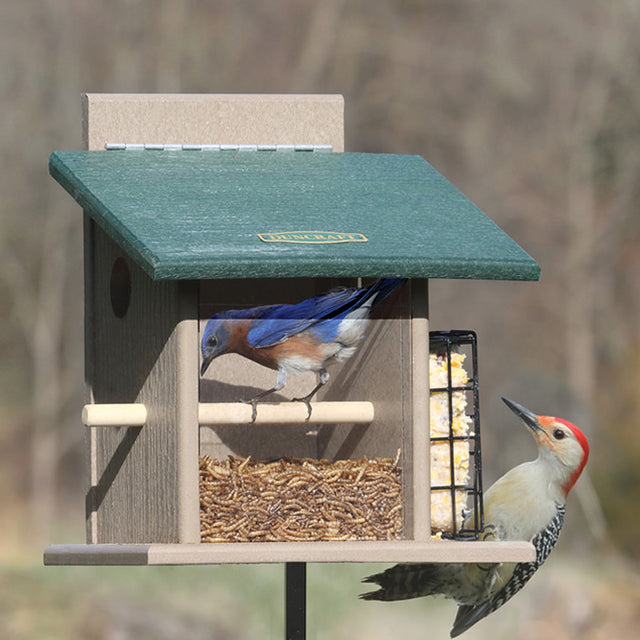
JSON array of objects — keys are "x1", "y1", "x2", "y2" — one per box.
[{"x1": 45, "y1": 94, "x2": 539, "y2": 568}]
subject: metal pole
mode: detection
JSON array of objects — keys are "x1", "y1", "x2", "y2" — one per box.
[{"x1": 285, "y1": 562, "x2": 306, "y2": 640}]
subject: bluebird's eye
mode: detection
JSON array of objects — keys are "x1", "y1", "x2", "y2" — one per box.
[
  {"x1": 207, "y1": 335, "x2": 217, "y2": 348},
  {"x1": 553, "y1": 429, "x2": 565, "y2": 440}
]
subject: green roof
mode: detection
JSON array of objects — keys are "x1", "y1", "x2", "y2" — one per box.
[{"x1": 49, "y1": 150, "x2": 540, "y2": 281}]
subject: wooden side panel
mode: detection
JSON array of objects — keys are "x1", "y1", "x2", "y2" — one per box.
[
  {"x1": 410, "y1": 280, "x2": 430, "y2": 541},
  {"x1": 86, "y1": 230, "x2": 199, "y2": 543},
  {"x1": 84, "y1": 94, "x2": 209, "y2": 544},
  {"x1": 83, "y1": 93, "x2": 344, "y2": 152}
]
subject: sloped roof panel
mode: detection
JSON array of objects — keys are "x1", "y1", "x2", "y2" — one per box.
[{"x1": 49, "y1": 150, "x2": 540, "y2": 281}]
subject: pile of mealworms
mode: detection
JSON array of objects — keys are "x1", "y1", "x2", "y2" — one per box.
[{"x1": 199, "y1": 451, "x2": 402, "y2": 543}]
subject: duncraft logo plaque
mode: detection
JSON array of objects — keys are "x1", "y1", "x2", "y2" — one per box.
[{"x1": 258, "y1": 231, "x2": 368, "y2": 244}]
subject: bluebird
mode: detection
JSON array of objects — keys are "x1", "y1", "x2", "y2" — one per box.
[{"x1": 200, "y1": 278, "x2": 406, "y2": 419}]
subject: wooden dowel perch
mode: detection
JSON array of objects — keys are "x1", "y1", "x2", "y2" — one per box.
[
  {"x1": 198, "y1": 401, "x2": 374, "y2": 426},
  {"x1": 82, "y1": 403, "x2": 148, "y2": 427},
  {"x1": 82, "y1": 401, "x2": 374, "y2": 427}
]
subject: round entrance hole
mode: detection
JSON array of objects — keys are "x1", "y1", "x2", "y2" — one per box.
[{"x1": 110, "y1": 257, "x2": 131, "y2": 318}]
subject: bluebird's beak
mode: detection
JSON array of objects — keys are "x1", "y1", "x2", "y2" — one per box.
[
  {"x1": 201, "y1": 351, "x2": 215, "y2": 377},
  {"x1": 502, "y1": 397, "x2": 543, "y2": 434}
]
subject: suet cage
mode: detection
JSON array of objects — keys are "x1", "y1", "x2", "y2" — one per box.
[{"x1": 429, "y1": 330, "x2": 483, "y2": 540}]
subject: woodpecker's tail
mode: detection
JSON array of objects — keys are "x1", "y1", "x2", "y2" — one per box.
[{"x1": 360, "y1": 563, "x2": 449, "y2": 601}]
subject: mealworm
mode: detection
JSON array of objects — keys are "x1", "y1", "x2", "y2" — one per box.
[{"x1": 199, "y1": 453, "x2": 403, "y2": 543}]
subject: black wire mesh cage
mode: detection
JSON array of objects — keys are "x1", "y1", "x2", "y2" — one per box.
[{"x1": 429, "y1": 330, "x2": 484, "y2": 540}]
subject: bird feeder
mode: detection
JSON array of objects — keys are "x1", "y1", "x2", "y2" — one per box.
[{"x1": 44, "y1": 94, "x2": 539, "y2": 568}]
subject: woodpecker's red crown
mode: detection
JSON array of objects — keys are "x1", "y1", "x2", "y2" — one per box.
[{"x1": 502, "y1": 397, "x2": 589, "y2": 497}]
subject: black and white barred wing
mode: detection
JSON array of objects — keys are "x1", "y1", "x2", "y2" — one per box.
[{"x1": 450, "y1": 507, "x2": 565, "y2": 638}]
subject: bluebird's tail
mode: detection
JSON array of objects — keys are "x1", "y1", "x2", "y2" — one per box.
[
  {"x1": 333, "y1": 277, "x2": 406, "y2": 322},
  {"x1": 366, "y1": 278, "x2": 407, "y2": 304}
]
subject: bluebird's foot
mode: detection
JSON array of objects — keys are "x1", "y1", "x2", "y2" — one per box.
[
  {"x1": 292, "y1": 395, "x2": 314, "y2": 421},
  {"x1": 292, "y1": 376, "x2": 326, "y2": 420},
  {"x1": 241, "y1": 398, "x2": 259, "y2": 423},
  {"x1": 242, "y1": 386, "x2": 281, "y2": 423}
]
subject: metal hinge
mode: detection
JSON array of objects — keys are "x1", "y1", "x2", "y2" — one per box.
[{"x1": 104, "y1": 143, "x2": 332, "y2": 152}]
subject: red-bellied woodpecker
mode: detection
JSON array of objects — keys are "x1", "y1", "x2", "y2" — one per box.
[{"x1": 361, "y1": 396, "x2": 590, "y2": 637}]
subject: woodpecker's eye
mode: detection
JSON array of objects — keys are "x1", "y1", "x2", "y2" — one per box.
[{"x1": 553, "y1": 429, "x2": 566, "y2": 440}]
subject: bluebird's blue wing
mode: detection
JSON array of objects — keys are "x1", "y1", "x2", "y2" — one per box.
[
  {"x1": 246, "y1": 278, "x2": 405, "y2": 348},
  {"x1": 246, "y1": 288, "x2": 356, "y2": 347}
]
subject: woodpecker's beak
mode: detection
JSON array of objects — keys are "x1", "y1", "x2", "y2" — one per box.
[{"x1": 501, "y1": 397, "x2": 543, "y2": 434}]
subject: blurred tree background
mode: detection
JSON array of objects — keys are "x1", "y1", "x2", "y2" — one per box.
[{"x1": 2, "y1": 1, "x2": 640, "y2": 638}]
